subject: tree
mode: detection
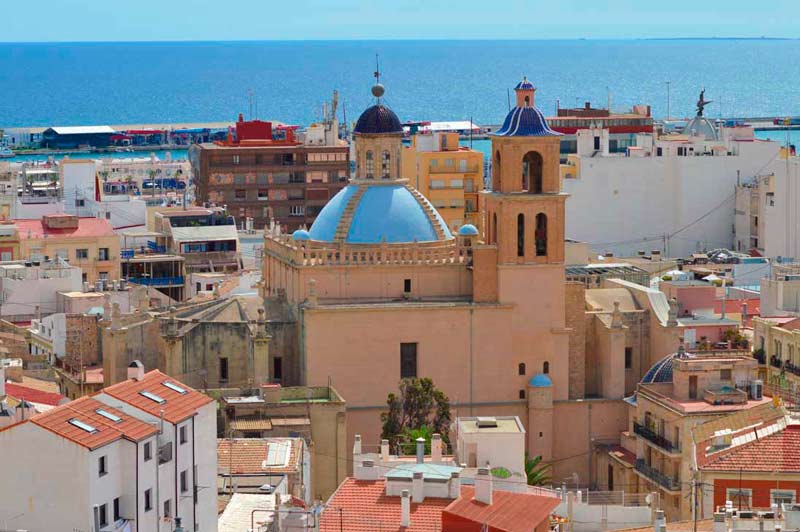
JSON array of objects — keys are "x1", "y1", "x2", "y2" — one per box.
[
  {"x1": 380, "y1": 378, "x2": 451, "y2": 454},
  {"x1": 525, "y1": 453, "x2": 552, "y2": 486}
]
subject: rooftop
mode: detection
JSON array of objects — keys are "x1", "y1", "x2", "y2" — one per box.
[
  {"x1": 457, "y1": 416, "x2": 525, "y2": 434},
  {"x1": 4, "y1": 382, "x2": 67, "y2": 407},
  {"x1": 46, "y1": 126, "x2": 116, "y2": 135},
  {"x1": 442, "y1": 485, "x2": 560, "y2": 532},
  {"x1": 701, "y1": 423, "x2": 800, "y2": 473},
  {"x1": 217, "y1": 438, "x2": 301, "y2": 475},
  {"x1": 218, "y1": 493, "x2": 276, "y2": 532},
  {"x1": 102, "y1": 369, "x2": 213, "y2": 424},
  {"x1": 15, "y1": 217, "x2": 116, "y2": 240}
]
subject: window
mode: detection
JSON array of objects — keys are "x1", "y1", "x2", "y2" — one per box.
[
  {"x1": 404, "y1": 279, "x2": 411, "y2": 293},
  {"x1": 771, "y1": 489, "x2": 796, "y2": 506},
  {"x1": 519, "y1": 389, "x2": 526, "y2": 399},
  {"x1": 517, "y1": 213, "x2": 525, "y2": 257},
  {"x1": 232, "y1": 155, "x2": 240, "y2": 165},
  {"x1": 273, "y1": 356, "x2": 283, "y2": 381},
  {"x1": 381, "y1": 150, "x2": 391, "y2": 178},
  {"x1": 235, "y1": 189, "x2": 246, "y2": 199},
  {"x1": 518, "y1": 363, "x2": 526, "y2": 376},
  {"x1": 98, "y1": 455, "x2": 107, "y2": 476},
  {"x1": 543, "y1": 361, "x2": 550, "y2": 374},
  {"x1": 400, "y1": 343, "x2": 417, "y2": 379},
  {"x1": 220, "y1": 357, "x2": 229, "y2": 382},
  {"x1": 113, "y1": 497, "x2": 120, "y2": 521},
  {"x1": 726, "y1": 488, "x2": 752, "y2": 508},
  {"x1": 689, "y1": 375, "x2": 698, "y2": 399},
  {"x1": 449, "y1": 179, "x2": 463, "y2": 189},
  {"x1": 430, "y1": 179, "x2": 445, "y2": 189},
  {"x1": 144, "y1": 489, "x2": 152, "y2": 511},
  {"x1": 99, "y1": 503, "x2": 108, "y2": 527},
  {"x1": 75, "y1": 199, "x2": 85, "y2": 207},
  {"x1": 76, "y1": 248, "x2": 89, "y2": 260},
  {"x1": 144, "y1": 441, "x2": 152, "y2": 461},
  {"x1": 98, "y1": 248, "x2": 110, "y2": 261},
  {"x1": 258, "y1": 189, "x2": 268, "y2": 199},
  {"x1": 163, "y1": 499, "x2": 171, "y2": 518},
  {"x1": 181, "y1": 470, "x2": 189, "y2": 493},
  {"x1": 720, "y1": 368, "x2": 732, "y2": 381},
  {"x1": 535, "y1": 213, "x2": 548, "y2": 256},
  {"x1": 365, "y1": 151, "x2": 374, "y2": 178},
  {"x1": 625, "y1": 347, "x2": 633, "y2": 369},
  {"x1": 105, "y1": 211, "x2": 111, "y2": 220},
  {"x1": 180, "y1": 425, "x2": 187, "y2": 444},
  {"x1": 289, "y1": 205, "x2": 305, "y2": 216}
]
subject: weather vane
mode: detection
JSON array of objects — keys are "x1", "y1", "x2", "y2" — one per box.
[
  {"x1": 372, "y1": 54, "x2": 385, "y2": 101},
  {"x1": 696, "y1": 88, "x2": 712, "y2": 117}
]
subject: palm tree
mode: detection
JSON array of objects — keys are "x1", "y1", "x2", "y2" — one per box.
[{"x1": 525, "y1": 453, "x2": 552, "y2": 486}]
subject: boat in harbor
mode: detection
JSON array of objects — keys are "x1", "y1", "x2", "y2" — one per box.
[{"x1": 0, "y1": 147, "x2": 14, "y2": 159}]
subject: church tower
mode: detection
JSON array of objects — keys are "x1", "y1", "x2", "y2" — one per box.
[
  {"x1": 477, "y1": 76, "x2": 570, "y2": 401},
  {"x1": 352, "y1": 71, "x2": 404, "y2": 181}
]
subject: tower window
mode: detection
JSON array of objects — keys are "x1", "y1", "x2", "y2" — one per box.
[
  {"x1": 519, "y1": 389, "x2": 526, "y2": 399},
  {"x1": 518, "y1": 362, "x2": 526, "y2": 375},
  {"x1": 517, "y1": 213, "x2": 525, "y2": 257},
  {"x1": 400, "y1": 343, "x2": 418, "y2": 379},
  {"x1": 365, "y1": 151, "x2": 374, "y2": 178},
  {"x1": 404, "y1": 279, "x2": 411, "y2": 292},
  {"x1": 381, "y1": 150, "x2": 391, "y2": 179},
  {"x1": 535, "y1": 213, "x2": 548, "y2": 256},
  {"x1": 625, "y1": 347, "x2": 633, "y2": 369},
  {"x1": 522, "y1": 151, "x2": 543, "y2": 193},
  {"x1": 492, "y1": 213, "x2": 497, "y2": 245},
  {"x1": 543, "y1": 361, "x2": 550, "y2": 374},
  {"x1": 494, "y1": 151, "x2": 502, "y2": 191}
]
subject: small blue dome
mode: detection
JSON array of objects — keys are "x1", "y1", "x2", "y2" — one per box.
[
  {"x1": 308, "y1": 184, "x2": 452, "y2": 244},
  {"x1": 353, "y1": 104, "x2": 403, "y2": 135},
  {"x1": 493, "y1": 106, "x2": 561, "y2": 137},
  {"x1": 292, "y1": 229, "x2": 311, "y2": 241},
  {"x1": 457, "y1": 224, "x2": 479, "y2": 237},
  {"x1": 515, "y1": 77, "x2": 535, "y2": 90},
  {"x1": 641, "y1": 353, "x2": 680, "y2": 384},
  {"x1": 529, "y1": 373, "x2": 552, "y2": 387}
]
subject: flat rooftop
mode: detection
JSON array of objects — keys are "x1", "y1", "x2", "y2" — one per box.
[{"x1": 457, "y1": 416, "x2": 524, "y2": 434}]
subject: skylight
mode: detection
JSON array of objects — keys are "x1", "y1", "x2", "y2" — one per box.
[
  {"x1": 69, "y1": 418, "x2": 98, "y2": 434},
  {"x1": 162, "y1": 381, "x2": 187, "y2": 395},
  {"x1": 139, "y1": 391, "x2": 166, "y2": 404},
  {"x1": 95, "y1": 408, "x2": 122, "y2": 423}
]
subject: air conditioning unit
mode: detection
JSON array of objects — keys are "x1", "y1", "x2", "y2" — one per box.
[{"x1": 751, "y1": 380, "x2": 763, "y2": 400}]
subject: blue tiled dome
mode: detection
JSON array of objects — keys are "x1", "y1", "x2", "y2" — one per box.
[
  {"x1": 493, "y1": 106, "x2": 560, "y2": 137},
  {"x1": 353, "y1": 104, "x2": 403, "y2": 135},
  {"x1": 457, "y1": 224, "x2": 479, "y2": 237},
  {"x1": 308, "y1": 184, "x2": 452, "y2": 244},
  {"x1": 292, "y1": 229, "x2": 310, "y2": 241},
  {"x1": 641, "y1": 353, "x2": 678, "y2": 384},
  {"x1": 529, "y1": 373, "x2": 552, "y2": 387},
  {"x1": 515, "y1": 77, "x2": 535, "y2": 90}
]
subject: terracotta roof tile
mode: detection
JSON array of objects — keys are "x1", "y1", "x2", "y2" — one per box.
[
  {"x1": 701, "y1": 424, "x2": 800, "y2": 473},
  {"x1": 102, "y1": 370, "x2": 213, "y2": 424},
  {"x1": 217, "y1": 438, "x2": 301, "y2": 475},
  {"x1": 15, "y1": 217, "x2": 116, "y2": 239},
  {"x1": 27, "y1": 395, "x2": 157, "y2": 450},
  {"x1": 5, "y1": 382, "x2": 66, "y2": 406},
  {"x1": 442, "y1": 486, "x2": 560, "y2": 532}
]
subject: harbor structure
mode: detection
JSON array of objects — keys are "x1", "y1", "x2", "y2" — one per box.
[
  {"x1": 189, "y1": 113, "x2": 349, "y2": 231},
  {"x1": 401, "y1": 131, "x2": 484, "y2": 232},
  {"x1": 41, "y1": 125, "x2": 116, "y2": 149}
]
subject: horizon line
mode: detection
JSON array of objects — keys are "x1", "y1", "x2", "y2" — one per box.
[{"x1": 0, "y1": 36, "x2": 797, "y2": 45}]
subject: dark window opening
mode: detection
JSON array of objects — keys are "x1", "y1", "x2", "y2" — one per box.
[
  {"x1": 625, "y1": 347, "x2": 633, "y2": 369},
  {"x1": 522, "y1": 151, "x2": 543, "y2": 193},
  {"x1": 594, "y1": 136, "x2": 601, "y2": 151},
  {"x1": 404, "y1": 279, "x2": 411, "y2": 293},
  {"x1": 491, "y1": 213, "x2": 497, "y2": 245},
  {"x1": 519, "y1": 389, "x2": 526, "y2": 399},
  {"x1": 518, "y1": 362, "x2": 526, "y2": 376},
  {"x1": 543, "y1": 361, "x2": 550, "y2": 374},
  {"x1": 400, "y1": 343, "x2": 418, "y2": 379},
  {"x1": 99, "y1": 503, "x2": 108, "y2": 527},
  {"x1": 144, "y1": 489, "x2": 152, "y2": 511},
  {"x1": 144, "y1": 441, "x2": 152, "y2": 461},
  {"x1": 113, "y1": 497, "x2": 120, "y2": 521},
  {"x1": 517, "y1": 213, "x2": 525, "y2": 257},
  {"x1": 219, "y1": 357, "x2": 229, "y2": 382},
  {"x1": 273, "y1": 356, "x2": 283, "y2": 381},
  {"x1": 535, "y1": 213, "x2": 548, "y2": 257}
]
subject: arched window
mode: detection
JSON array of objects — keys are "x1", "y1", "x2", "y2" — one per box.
[
  {"x1": 543, "y1": 361, "x2": 550, "y2": 374},
  {"x1": 522, "y1": 151, "x2": 543, "y2": 193},
  {"x1": 365, "y1": 151, "x2": 374, "y2": 178},
  {"x1": 517, "y1": 213, "x2": 525, "y2": 257},
  {"x1": 494, "y1": 151, "x2": 502, "y2": 191},
  {"x1": 518, "y1": 363, "x2": 526, "y2": 376},
  {"x1": 535, "y1": 213, "x2": 547, "y2": 256},
  {"x1": 492, "y1": 213, "x2": 497, "y2": 245},
  {"x1": 381, "y1": 150, "x2": 391, "y2": 179}
]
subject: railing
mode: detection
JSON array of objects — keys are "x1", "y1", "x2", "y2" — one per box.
[
  {"x1": 753, "y1": 351, "x2": 766, "y2": 365},
  {"x1": 632, "y1": 422, "x2": 680, "y2": 454},
  {"x1": 428, "y1": 164, "x2": 481, "y2": 174},
  {"x1": 128, "y1": 276, "x2": 184, "y2": 286},
  {"x1": 771, "y1": 356, "x2": 783, "y2": 369},
  {"x1": 182, "y1": 251, "x2": 239, "y2": 263},
  {"x1": 634, "y1": 459, "x2": 680, "y2": 491},
  {"x1": 585, "y1": 490, "x2": 651, "y2": 507}
]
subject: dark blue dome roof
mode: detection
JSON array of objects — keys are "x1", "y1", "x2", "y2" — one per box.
[
  {"x1": 353, "y1": 104, "x2": 403, "y2": 135},
  {"x1": 492, "y1": 106, "x2": 561, "y2": 137},
  {"x1": 515, "y1": 78, "x2": 535, "y2": 90},
  {"x1": 641, "y1": 353, "x2": 678, "y2": 384}
]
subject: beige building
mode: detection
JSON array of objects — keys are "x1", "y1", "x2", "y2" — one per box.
[
  {"x1": 401, "y1": 131, "x2": 484, "y2": 232},
  {"x1": 219, "y1": 384, "x2": 346, "y2": 501},
  {"x1": 752, "y1": 315, "x2": 800, "y2": 392}
]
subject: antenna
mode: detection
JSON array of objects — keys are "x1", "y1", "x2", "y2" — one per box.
[
  {"x1": 374, "y1": 53, "x2": 381, "y2": 85},
  {"x1": 507, "y1": 88, "x2": 511, "y2": 111}
]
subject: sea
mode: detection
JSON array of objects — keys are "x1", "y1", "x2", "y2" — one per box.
[{"x1": 3, "y1": 39, "x2": 800, "y2": 130}]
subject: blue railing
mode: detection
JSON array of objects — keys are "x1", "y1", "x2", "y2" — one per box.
[
  {"x1": 128, "y1": 276, "x2": 184, "y2": 286},
  {"x1": 634, "y1": 459, "x2": 681, "y2": 491},
  {"x1": 147, "y1": 241, "x2": 166, "y2": 253},
  {"x1": 120, "y1": 249, "x2": 135, "y2": 259}
]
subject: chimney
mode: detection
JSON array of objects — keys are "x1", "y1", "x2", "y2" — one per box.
[
  {"x1": 431, "y1": 434, "x2": 442, "y2": 463},
  {"x1": 448, "y1": 471, "x2": 461, "y2": 499},
  {"x1": 401, "y1": 490, "x2": 411, "y2": 528},
  {"x1": 474, "y1": 466, "x2": 493, "y2": 505},
  {"x1": 415, "y1": 437, "x2": 425, "y2": 464},
  {"x1": 353, "y1": 434, "x2": 362, "y2": 456},
  {"x1": 411, "y1": 471, "x2": 424, "y2": 503},
  {"x1": 712, "y1": 512, "x2": 726, "y2": 532},
  {"x1": 127, "y1": 360, "x2": 144, "y2": 381},
  {"x1": 380, "y1": 439, "x2": 390, "y2": 462}
]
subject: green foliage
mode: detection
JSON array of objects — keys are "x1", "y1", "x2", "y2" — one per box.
[
  {"x1": 491, "y1": 467, "x2": 512, "y2": 479},
  {"x1": 380, "y1": 378, "x2": 452, "y2": 454},
  {"x1": 661, "y1": 275, "x2": 673, "y2": 281},
  {"x1": 525, "y1": 453, "x2": 552, "y2": 486}
]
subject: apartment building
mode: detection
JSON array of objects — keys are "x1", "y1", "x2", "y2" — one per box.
[
  {"x1": 401, "y1": 131, "x2": 484, "y2": 232},
  {"x1": 153, "y1": 208, "x2": 241, "y2": 274},
  {"x1": 0, "y1": 364, "x2": 217, "y2": 532},
  {"x1": 190, "y1": 114, "x2": 349, "y2": 231}
]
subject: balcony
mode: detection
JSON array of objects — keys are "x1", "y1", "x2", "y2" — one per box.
[
  {"x1": 634, "y1": 459, "x2": 681, "y2": 492},
  {"x1": 753, "y1": 350, "x2": 766, "y2": 365},
  {"x1": 633, "y1": 422, "x2": 680, "y2": 454},
  {"x1": 128, "y1": 276, "x2": 184, "y2": 287},
  {"x1": 428, "y1": 164, "x2": 481, "y2": 174},
  {"x1": 771, "y1": 356, "x2": 783, "y2": 369}
]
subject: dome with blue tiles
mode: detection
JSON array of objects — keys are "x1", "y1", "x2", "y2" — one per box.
[
  {"x1": 353, "y1": 104, "x2": 403, "y2": 135},
  {"x1": 457, "y1": 224, "x2": 479, "y2": 237},
  {"x1": 641, "y1": 346, "x2": 692, "y2": 384},
  {"x1": 307, "y1": 183, "x2": 453, "y2": 244},
  {"x1": 529, "y1": 373, "x2": 552, "y2": 387},
  {"x1": 493, "y1": 76, "x2": 561, "y2": 138}
]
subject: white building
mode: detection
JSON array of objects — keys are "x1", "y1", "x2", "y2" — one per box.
[
  {"x1": 0, "y1": 260, "x2": 82, "y2": 322},
  {"x1": 0, "y1": 364, "x2": 218, "y2": 532},
  {"x1": 563, "y1": 124, "x2": 781, "y2": 258}
]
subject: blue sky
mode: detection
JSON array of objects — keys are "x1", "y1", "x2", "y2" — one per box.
[{"x1": 4, "y1": 0, "x2": 798, "y2": 42}]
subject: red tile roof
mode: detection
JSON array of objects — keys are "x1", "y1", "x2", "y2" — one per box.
[
  {"x1": 5, "y1": 382, "x2": 67, "y2": 406},
  {"x1": 608, "y1": 445, "x2": 636, "y2": 467},
  {"x1": 442, "y1": 486, "x2": 560, "y2": 532},
  {"x1": 15, "y1": 217, "x2": 116, "y2": 239},
  {"x1": 217, "y1": 438, "x2": 301, "y2": 475},
  {"x1": 102, "y1": 369, "x2": 213, "y2": 424},
  {"x1": 14, "y1": 395, "x2": 158, "y2": 450},
  {"x1": 701, "y1": 424, "x2": 800, "y2": 473},
  {"x1": 319, "y1": 478, "x2": 453, "y2": 532}
]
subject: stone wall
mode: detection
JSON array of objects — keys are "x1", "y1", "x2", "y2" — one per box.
[{"x1": 565, "y1": 281, "x2": 586, "y2": 399}]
